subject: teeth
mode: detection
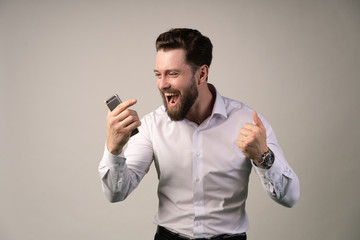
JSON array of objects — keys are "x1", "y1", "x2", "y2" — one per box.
[{"x1": 164, "y1": 92, "x2": 178, "y2": 104}]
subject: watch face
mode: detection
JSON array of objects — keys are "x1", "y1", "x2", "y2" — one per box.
[
  {"x1": 264, "y1": 157, "x2": 273, "y2": 165},
  {"x1": 262, "y1": 149, "x2": 275, "y2": 168}
]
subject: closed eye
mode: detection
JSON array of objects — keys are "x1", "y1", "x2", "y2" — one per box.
[{"x1": 168, "y1": 71, "x2": 179, "y2": 78}]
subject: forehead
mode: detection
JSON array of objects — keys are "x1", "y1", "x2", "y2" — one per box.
[{"x1": 155, "y1": 49, "x2": 187, "y2": 71}]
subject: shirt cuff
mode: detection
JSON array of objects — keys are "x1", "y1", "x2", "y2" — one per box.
[
  {"x1": 102, "y1": 144, "x2": 126, "y2": 167},
  {"x1": 253, "y1": 156, "x2": 284, "y2": 183}
]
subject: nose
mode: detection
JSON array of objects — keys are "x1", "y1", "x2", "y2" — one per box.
[{"x1": 157, "y1": 75, "x2": 171, "y2": 90}]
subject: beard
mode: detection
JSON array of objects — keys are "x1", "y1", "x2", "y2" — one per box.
[{"x1": 161, "y1": 76, "x2": 199, "y2": 121}]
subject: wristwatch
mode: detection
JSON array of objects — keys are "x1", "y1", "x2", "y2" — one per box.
[{"x1": 256, "y1": 148, "x2": 275, "y2": 169}]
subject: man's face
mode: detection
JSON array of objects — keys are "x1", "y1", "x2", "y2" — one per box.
[{"x1": 154, "y1": 49, "x2": 198, "y2": 121}]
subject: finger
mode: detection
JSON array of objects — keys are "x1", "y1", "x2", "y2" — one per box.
[
  {"x1": 116, "y1": 118, "x2": 141, "y2": 137},
  {"x1": 118, "y1": 112, "x2": 140, "y2": 128},
  {"x1": 243, "y1": 122, "x2": 257, "y2": 131},
  {"x1": 253, "y1": 111, "x2": 264, "y2": 128},
  {"x1": 126, "y1": 119, "x2": 142, "y2": 132},
  {"x1": 107, "y1": 109, "x2": 138, "y2": 131},
  {"x1": 106, "y1": 109, "x2": 112, "y2": 118},
  {"x1": 236, "y1": 136, "x2": 246, "y2": 147},
  {"x1": 109, "y1": 118, "x2": 139, "y2": 139},
  {"x1": 116, "y1": 109, "x2": 137, "y2": 122},
  {"x1": 236, "y1": 139, "x2": 244, "y2": 149},
  {"x1": 112, "y1": 99, "x2": 137, "y2": 116},
  {"x1": 240, "y1": 127, "x2": 253, "y2": 137}
]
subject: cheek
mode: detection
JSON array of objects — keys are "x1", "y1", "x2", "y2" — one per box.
[{"x1": 174, "y1": 78, "x2": 189, "y2": 90}]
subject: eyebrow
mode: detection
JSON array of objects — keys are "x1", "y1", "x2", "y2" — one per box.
[{"x1": 153, "y1": 69, "x2": 181, "y2": 73}]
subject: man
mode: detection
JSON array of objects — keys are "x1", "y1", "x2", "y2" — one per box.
[{"x1": 99, "y1": 28, "x2": 300, "y2": 240}]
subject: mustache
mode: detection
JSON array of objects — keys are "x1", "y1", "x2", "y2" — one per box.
[{"x1": 160, "y1": 88, "x2": 181, "y2": 95}]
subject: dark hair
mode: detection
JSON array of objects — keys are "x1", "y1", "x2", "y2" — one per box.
[{"x1": 155, "y1": 28, "x2": 213, "y2": 70}]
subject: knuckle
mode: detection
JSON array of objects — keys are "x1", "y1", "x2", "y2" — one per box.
[
  {"x1": 128, "y1": 113, "x2": 136, "y2": 121},
  {"x1": 128, "y1": 115, "x2": 135, "y2": 123},
  {"x1": 108, "y1": 118, "x2": 115, "y2": 126},
  {"x1": 123, "y1": 109, "x2": 131, "y2": 116},
  {"x1": 116, "y1": 105, "x2": 125, "y2": 114}
]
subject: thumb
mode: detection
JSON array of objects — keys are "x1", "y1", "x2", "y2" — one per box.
[{"x1": 253, "y1": 111, "x2": 264, "y2": 127}]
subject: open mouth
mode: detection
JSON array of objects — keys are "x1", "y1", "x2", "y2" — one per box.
[{"x1": 164, "y1": 92, "x2": 180, "y2": 107}]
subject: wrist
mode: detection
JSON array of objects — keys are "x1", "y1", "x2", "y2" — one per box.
[
  {"x1": 110, "y1": 149, "x2": 123, "y2": 156},
  {"x1": 106, "y1": 143, "x2": 123, "y2": 156},
  {"x1": 252, "y1": 147, "x2": 269, "y2": 164}
]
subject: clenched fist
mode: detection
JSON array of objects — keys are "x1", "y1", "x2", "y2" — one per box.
[
  {"x1": 236, "y1": 111, "x2": 268, "y2": 164},
  {"x1": 106, "y1": 99, "x2": 141, "y2": 155}
]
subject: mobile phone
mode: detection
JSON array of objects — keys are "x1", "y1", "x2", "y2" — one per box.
[{"x1": 105, "y1": 94, "x2": 139, "y2": 136}]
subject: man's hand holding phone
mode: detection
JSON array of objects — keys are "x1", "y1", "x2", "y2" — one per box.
[{"x1": 105, "y1": 96, "x2": 141, "y2": 156}]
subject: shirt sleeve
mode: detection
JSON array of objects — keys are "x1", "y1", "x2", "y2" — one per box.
[
  {"x1": 252, "y1": 115, "x2": 300, "y2": 208},
  {"x1": 98, "y1": 122, "x2": 154, "y2": 203}
]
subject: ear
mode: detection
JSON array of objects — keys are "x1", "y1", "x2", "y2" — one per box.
[{"x1": 198, "y1": 65, "x2": 209, "y2": 84}]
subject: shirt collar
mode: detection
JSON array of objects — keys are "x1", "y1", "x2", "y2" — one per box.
[{"x1": 208, "y1": 84, "x2": 228, "y2": 119}]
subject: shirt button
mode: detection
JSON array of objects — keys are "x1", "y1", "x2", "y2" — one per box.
[{"x1": 196, "y1": 152, "x2": 200, "y2": 157}]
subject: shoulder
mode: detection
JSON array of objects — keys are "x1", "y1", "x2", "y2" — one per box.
[
  {"x1": 222, "y1": 96, "x2": 254, "y2": 117},
  {"x1": 220, "y1": 95, "x2": 272, "y2": 129}
]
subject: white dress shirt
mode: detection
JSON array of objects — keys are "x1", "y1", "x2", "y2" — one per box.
[{"x1": 99, "y1": 86, "x2": 300, "y2": 238}]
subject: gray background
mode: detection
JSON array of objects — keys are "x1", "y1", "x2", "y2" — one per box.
[{"x1": 1, "y1": 0, "x2": 359, "y2": 239}]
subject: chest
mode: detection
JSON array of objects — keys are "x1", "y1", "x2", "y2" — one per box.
[{"x1": 152, "y1": 118, "x2": 251, "y2": 181}]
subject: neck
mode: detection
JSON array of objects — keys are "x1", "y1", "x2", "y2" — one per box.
[{"x1": 186, "y1": 83, "x2": 216, "y2": 125}]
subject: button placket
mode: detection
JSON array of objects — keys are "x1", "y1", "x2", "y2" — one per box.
[{"x1": 192, "y1": 127, "x2": 205, "y2": 236}]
